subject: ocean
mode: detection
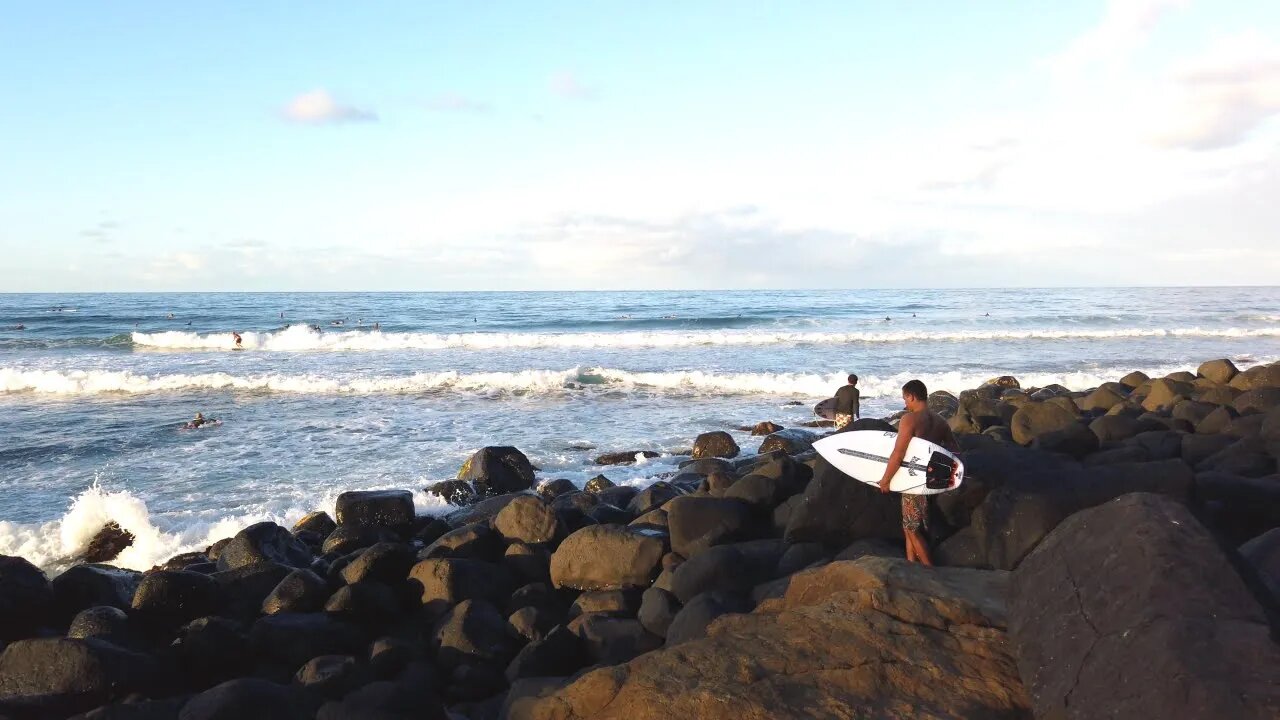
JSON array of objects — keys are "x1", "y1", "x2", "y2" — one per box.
[{"x1": 2, "y1": 287, "x2": 1278, "y2": 572}]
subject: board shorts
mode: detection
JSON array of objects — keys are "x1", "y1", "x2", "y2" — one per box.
[
  {"x1": 835, "y1": 413, "x2": 853, "y2": 430},
  {"x1": 902, "y1": 494, "x2": 928, "y2": 532}
]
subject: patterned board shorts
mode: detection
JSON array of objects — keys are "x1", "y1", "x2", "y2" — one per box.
[
  {"x1": 835, "y1": 413, "x2": 853, "y2": 429},
  {"x1": 902, "y1": 494, "x2": 929, "y2": 532}
]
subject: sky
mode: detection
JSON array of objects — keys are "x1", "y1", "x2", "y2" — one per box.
[{"x1": 1, "y1": 0, "x2": 1279, "y2": 291}]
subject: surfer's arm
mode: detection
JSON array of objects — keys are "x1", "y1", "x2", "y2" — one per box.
[{"x1": 879, "y1": 415, "x2": 915, "y2": 492}]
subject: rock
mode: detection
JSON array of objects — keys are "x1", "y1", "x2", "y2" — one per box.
[
  {"x1": 595, "y1": 450, "x2": 660, "y2": 465},
  {"x1": 339, "y1": 542, "x2": 415, "y2": 585},
  {"x1": 1009, "y1": 493, "x2": 1280, "y2": 720},
  {"x1": 211, "y1": 561, "x2": 293, "y2": 620},
  {"x1": 407, "y1": 557, "x2": 513, "y2": 619},
  {"x1": 292, "y1": 511, "x2": 336, "y2": 537},
  {"x1": 419, "y1": 522, "x2": 502, "y2": 562},
  {"x1": 665, "y1": 496, "x2": 760, "y2": 559},
  {"x1": 1230, "y1": 362, "x2": 1280, "y2": 391},
  {"x1": 1119, "y1": 370, "x2": 1149, "y2": 389},
  {"x1": 596, "y1": 485, "x2": 639, "y2": 509},
  {"x1": 664, "y1": 591, "x2": 751, "y2": 646},
  {"x1": 1141, "y1": 378, "x2": 1195, "y2": 412},
  {"x1": 677, "y1": 458, "x2": 735, "y2": 475},
  {"x1": 669, "y1": 539, "x2": 786, "y2": 603},
  {"x1": 131, "y1": 570, "x2": 223, "y2": 630},
  {"x1": 584, "y1": 475, "x2": 615, "y2": 493},
  {"x1": 1172, "y1": 399, "x2": 1218, "y2": 426},
  {"x1": 503, "y1": 542, "x2": 552, "y2": 585},
  {"x1": 775, "y1": 542, "x2": 828, "y2": 577},
  {"x1": 316, "y1": 677, "x2": 446, "y2": 720},
  {"x1": 567, "y1": 615, "x2": 662, "y2": 665},
  {"x1": 833, "y1": 537, "x2": 905, "y2": 562},
  {"x1": 323, "y1": 582, "x2": 401, "y2": 625},
  {"x1": 79, "y1": 522, "x2": 135, "y2": 564},
  {"x1": 1197, "y1": 437, "x2": 1277, "y2": 477},
  {"x1": 506, "y1": 581, "x2": 564, "y2": 616},
  {"x1": 1197, "y1": 405, "x2": 1239, "y2": 434},
  {"x1": 926, "y1": 390, "x2": 960, "y2": 419},
  {"x1": 509, "y1": 556, "x2": 1029, "y2": 720},
  {"x1": 1010, "y1": 401, "x2": 1079, "y2": 445},
  {"x1": 505, "y1": 625, "x2": 589, "y2": 682},
  {"x1": 1234, "y1": 387, "x2": 1280, "y2": 415},
  {"x1": 637, "y1": 587, "x2": 680, "y2": 638},
  {"x1": 1079, "y1": 385, "x2": 1127, "y2": 412},
  {"x1": 1180, "y1": 433, "x2": 1236, "y2": 467},
  {"x1": 1266, "y1": 406, "x2": 1280, "y2": 441},
  {"x1": 783, "y1": 455, "x2": 901, "y2": 547},
  {"x1": 443, "y1": 492, "x2": 525, "y2": 528},
  {"x1": 1029, "y1": 421, "x2": 1098, "y2": 458},
  {"x1": 216, "y1": 523, "x2": 312, "y2": 572},
  {"x1": 1196, "y1": 472, "x2": 1280, "y2": 546},
  {"x1": 0, "y1": 555, "x2": 53, "y2": 640},
  {"x1": 507, "y1": 605, "x2": 556, "y2": 643},
  {"x1": 569, "y1": 590, "x2": 641, "y2": 619},
  {"x1": 626, "y1": 482, "x2": 683, "y2": 515},
  {"x1": 749, "y1": 421, "x2": 784, "y2": 436},
  {"x1": 550, "y1": 525, "x2": 666, "y2": 591},
  {"x1": 170, "y1": 616, "x2": 249, "y2": 686},
  {"x1": 179, "y1": 678, "x2": 306, "y2": 720},
  {"x1": 248, "y1": 613, "x2": 365, "y2": 671},
  {"x1": 294, "y1": 654, "x2": 362, "y2": 698},
  {"x1": 757, "y1": 429, "x2": 818, "y2": 455},
  {"x1": 66, "y1": 606, "x2": 139, "y2": 649},
  {"x1": 0, "y1": 637, "x2": 157, "y2": 717},
  {"x1": 1194, "y1": 383, "x2": 1239, "y2": 406},
  {"x1": 691, "y1": 431, "x2": 740, "y2": 459},
  {"x1": 697, "y1": 471, "x2": 737, "y2": 495},
  {"x1": 261, "y1": 568, "x2": 329, "y2": 615},
  {"x1": 458, "y1": 446, "x2": 536, "y2": 497},
  {"x1": 1225, "y1": 413, "x2": 1267, "y2": 439},
  {"x1": 51, "y1": 564, "x2": 141, "y2": 620},
  {"x1": 587, "y1": 504, "x2": 633, "y2": 525},
  {"x1": 1240, "y1": 527, "x2": 1280, "y2": 599},
  {"x1": 1082, "y1": 445, "x2": 1150, "y2": 466},
  {"x1": 537, "y1": 478, "x2": 579, "y2": 499},
  {"x1": 629, "y1": 508, "x2": 669, "y2": 532},
  {"x1": 493, "y1": 496, "x2": 562, "y2": 545},
  {"x1": 1087, "y1": 414, "x2": 1141, "y2": 443},
  {"x1": 334, "y1": 490, "x2": 415, "y2": 529},
  {"x1": 431, "y1": 599, "x2": 519, "y2": 670},
  {"x1": 368, "y1": 636, "x2": 416, "y2": 679},
  {"x1": 425, "y1": 480, "x2": 475, "y2": 506},
  {"x1": 321, "y1": 525, "x2": 392, "y2": 556}
]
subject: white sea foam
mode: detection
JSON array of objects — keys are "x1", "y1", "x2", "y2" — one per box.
[
  {"x1": 4, "y1": 363, "x2": 1253, "y2": 399},
  {"x1": 130, "y1": 324, "x2": 1280, "y2": 352}
]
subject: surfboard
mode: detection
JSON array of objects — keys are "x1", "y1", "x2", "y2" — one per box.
[
  {"x1": 813, "y1": 430, "x2": 963, "y2": 495},
  {"x1": 814, "y1": 398, "x2": 837, "y2": 420}
]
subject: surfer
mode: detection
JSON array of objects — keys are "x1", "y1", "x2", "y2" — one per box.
[
  {"x1": 877, "y1": 379, "x2": 957, "y2": 566},
  {"x1": 13, "y1": 323, "x2": 24, "y2": 330},
  {"x1": 232, "y1": 332, "x2": 242, "y2": 348},
  {"x1": 189, "y1": 412, "x2": 210, "y2": 428},
  {"x1": 833, "y1": 374, "x2": 860, "y2": 430}
]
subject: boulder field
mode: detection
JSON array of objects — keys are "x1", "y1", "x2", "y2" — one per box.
[{"x1": 1, "y1": 357, "x2": 1278, "y2": 719}]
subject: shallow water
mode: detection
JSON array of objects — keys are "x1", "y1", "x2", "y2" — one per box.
[{"x1": 2, "y1": 287, "x2": 1278, "y2": 571}]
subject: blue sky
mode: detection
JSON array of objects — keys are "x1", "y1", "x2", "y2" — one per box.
[{"x1": 2, "y1": 1, "x2": 1279, "y2": 291}]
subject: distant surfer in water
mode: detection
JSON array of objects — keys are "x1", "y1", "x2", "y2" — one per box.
[
  {"x1": 232, "y1": 332, "x2": 242, "y2": 349},
  {"x1": 833, "y1": 374, "x2": 860, "y2": 430},
  {"x1": 189, "y1": 412, "x2": 212, "y2": 428},
  {"x1": 877, "y1": 379, "x2": 958, "y2": 566}
]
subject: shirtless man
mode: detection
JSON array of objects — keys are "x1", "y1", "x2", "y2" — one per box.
[{"x1": 877, "y1": 379, "x2": 957, "y2": 566}]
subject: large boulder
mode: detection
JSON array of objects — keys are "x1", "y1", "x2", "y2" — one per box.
[
  {"x1": 1009, "y1": 493, "x2": 1280, "y2": 719},
  {"x1": 668, "y1": 539, "x2": 787, "y2": 603},
  {"x1": 1142, "y1": 378, "x2": 1195, "y2": 412},
  {"x1": 1010, "y1": 401, "x2": 1078, "y2": 445},
  {"x1": 292, "y1": 511, "x2": 337, "y2": 537},
  {"x1": 1078, "y1": 385, "x2": 1127, "y2": 412},
  {"x1": 1240, "y1": 527, "x2": 1280, "y2": 599},
  {"x1": 334, "y1": 490, "x2": 415, "y2": 529},
  {"x1": 1198, "y1": 358, "x2": 1240, "y2": 385},
  {"x1": 211, "y1": 561, "x2": 294, "y2": 620},
  {"x1": 1195, "y1": 472, "x2": 1280, "y2": 546},
  {"x1": 665, "y1": 496, "x2": 761, "y2": 559},
  {"x1": 664, "y1": 591, "x2": 752, "y2": 646},
  {"x1": 458, "y1": 447, "x2": 536, "y2": 497},
  {"x1": 550, "y1": 525, "x2": 666, "y2": 591},
  {"x1": 505, "y1": 625, "x2": 590, "y2": 682},
  {"x1": 216, "y1": 522, "x2": 311, "y2": 572},
  {"x1": 566, "y1": 615, "x2": 662, "y2": 666},
  {"x1": 783, "y1": 455, "x2": 901, "y2": 547},
  {"x1": 248, "y1": 613, "x2": 365, "y2": 671},
  {"x1": 508, "y1": 556, "x2": 1029, "y2": 720},
  {"x1": 340, "y1": 542, "x2": 416, "y2": 585},
  {"x1": 1234, "y1": 387, "x2": 1280, "y2": 415},
  {"x1": 431, "y1": 598, "x2": 519, "y2": 671},
  {"x1": 407, "y1": 557, "x2": 513, "y2": 619},
  {"x1": 0, "y1": 555, "x2": 53, "y2": 640},
  {"x1": 179, "y1": 678, "x2": 307, "y2": 720},
  {"x1": 0, "y1": 638, "x2": 157, "y2": 717},
  {"x1": 757, "y1": 429, "x2": 818, "y2": 455},
  {"x1": 493, "y1": 496, "x2": 562, "y2": 545},
  {"x1": 595, "y1": 450, "x2": 660, "y2": 465},
  {"x1": 1029, "y1": 422, "x2": 1098, "y2": 458},
  {"x1": 131, "y1": 570, "x2": 223, "y2": 629},
  {"x1": 691, "y1": 431, "x2": 740, "y2": 459},
  {"x1": 50, "y1": 564, "x2": 141, "y2": 619},
  {"x1": 261, "y1": 568, "x2": 329, "y2": 614},
  {"x1": 1230, "y1": 362, "x2": 1280, "y2": 391}
]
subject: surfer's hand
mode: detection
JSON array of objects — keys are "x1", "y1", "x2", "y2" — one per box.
[{"x1": 878, "y1": 477, "x2": 891, "y2": 493}]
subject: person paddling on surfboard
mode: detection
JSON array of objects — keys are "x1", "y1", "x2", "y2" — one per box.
[
  {"x1": 833, "y1": 374, "x2": 860, "y2": 430},
  {"x1": 877, "y1": 379, "x2": 958, "y2": 566},
  {"x1": 190, "y1": 412, "x2": 209, "y2": 428}
]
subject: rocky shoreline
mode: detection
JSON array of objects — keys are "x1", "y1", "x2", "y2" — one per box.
[{"x1": 2, "y1": 357, "x2": 1279, "y2": 719}]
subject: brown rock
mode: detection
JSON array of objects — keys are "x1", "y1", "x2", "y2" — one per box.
[
  {"x1": 749, "y1": 421, "x2": 783, "y2": 436},
  {"x1": 594, "y1": 451, "x2": 661, "y2": 466},
  {"x1": 1229, "y1": 362, "x2": 1280, "y2": 391},
  {"x1": 1079, "y1": 385, "x2": 1126, "y2": 412},
  {"x1": 1010, "y1": 401, "x2": 1078, "y2": 445},
  {"x1": 1233, "y1": 387, "x2": 1280, "y2": 415},
  {"x1": 691, "y1": 431, "x2": 740, "y2": 459},
  {"x1": 509, "y1": 557, "x2": 1030, "y2": 720},
  {"x1": 79, "y1": 522, "x2": 135, "y2": 564},
  {"x1": 550, "y1": 525, "x2": 666, "y2": 591},
  {"x1": 1119, "y1": 370, "x2": 1149, "y2": 389},
  {"x1": 494, "y1": 496, "x2": 562, "y2": 545},
  {"x1": 1009, "y1": 493, "x2": 1280, "y2": 720},
  {"x1": 1197, "y1": 358, "x2": 1239, "y2": 385},
  {"x1": 1141, "y1": 378, "x2": 1194, "y2": 412}
]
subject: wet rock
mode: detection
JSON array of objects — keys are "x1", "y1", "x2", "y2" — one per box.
[
  {"x1": 292, "y1": 511, "x2": 337, "y2": 538},
  {"x1": 431, "y1": 598, "x2": 519, "y2": 671},
  {"x1": 335, "y1": 490, "x2": 415, "y2": 530},
  {"x1": 340, "y1": 542, "x2": 415, "y2": 585},
  {"x1": 595, "y1": 450, "x2": 660, "y2": 465},
  {"x1": 407, "y1": 557, "x2": 514, "y2": 620},
  {"x1": 458, "y1": 446, "x2": 536, "y2": 497},
  {"x1": 536, "y1": 478, "x2": 578, "y2": 499},
  {"x1": 550, "y1": 525, "x2": 666, "y2": 591},
  {"x1": 216, "y1": 522, "x2": 312, "y2": 572},
  {"x1": 419, "y1": 522, "x2": 502, "y2": 562},
  {"x1": 627, "y1": 482, "x2": 683, "y2": 515},
  {"x1": 425, "y1": 480, "x2": 475, "y2": 506},
  {"x1": 584, "y1": 475, "x2": 615, "y2": 493},
  {"x1": 0, "y1": 555, "x2": 53, "y2": 640},
  {"x1": 691, "y1": 431, "x2": 740, "y2": 459},
  {"x1": 131, "y1": 570, "x2": 223, "y2": 630},
  {"x1": 66, "y1": 606, "x2": 139, "y2": 649},
  {"x1": 758, "y1": 428, "x2": 818, "y2": 455},
  {"x1": 52, "y1": 563, "x2": 141, "y2": 619},
  {"x1": 261, "y1": 568, "x2": 329, "y2": 615},
  {"x1": 79, "y1": 522, "x2": 135, "y2": 564}
]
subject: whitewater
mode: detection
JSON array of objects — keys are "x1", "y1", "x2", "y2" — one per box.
[{"x1": 2, "y1": 287, "x2": 1278, "y2": 573}]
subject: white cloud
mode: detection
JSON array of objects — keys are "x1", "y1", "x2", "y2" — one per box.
[
  {"x1": 1050, "y1": 0, "x2": 1189, "y2": 73},
  {"x1": 282, "y1": 89, "x2": 377, "y2": 124},
  {"x1": 1152, "y1": 33, "x2": 1280, "y2": 150},
  {"x1": 549, "y1": 71, "x2": 597, "y2": 100}
]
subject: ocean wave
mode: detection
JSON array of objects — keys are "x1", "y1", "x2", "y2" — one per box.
[
  {"x1": 127, "y1": 324, "x2": 1280, "y2": 352},
  {"x1": 0, "y1": 363, "x2": 1241, "y2": 399}
]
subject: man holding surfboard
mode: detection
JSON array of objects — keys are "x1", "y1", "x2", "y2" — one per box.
[{"x1": 877, "y1": 379, "x2": 957, "y2": 566}]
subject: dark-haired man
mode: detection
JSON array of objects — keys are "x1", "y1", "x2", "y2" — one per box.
[
  {"x1": 833, "y1": 374, "x2": 860, "y2": 430},
  {"x1": 877, "y1": 379, "x2": 957, "y2": 565}
]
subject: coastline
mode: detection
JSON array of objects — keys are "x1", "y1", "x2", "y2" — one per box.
[{"x1": 0, "y1": 355, "x2": 1278, "y2": 718}]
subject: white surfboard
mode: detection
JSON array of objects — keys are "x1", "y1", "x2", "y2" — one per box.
[{"x1": 813, "y1": 430, "x2": 964, "y2": 495}]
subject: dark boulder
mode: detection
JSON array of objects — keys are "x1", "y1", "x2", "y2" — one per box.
[
  {"x1": 419, "y1": 522, "x2": 502, "y2": 562},
  {"x1": 407, "y1": 557, "x2": 513, "y2": 619},
  {"x1": 368, "y1": 636, "x2": 417, "y2": 680},
  {"x1": 536, "y1": 478, "x2": 578, "y2": 499},
  {"x1": 294, "y1": 654, "x2": 363, "y2": 699},
  {"x1": 323, "y1": 582, "x2": 401, "y2": 626},
  {"x1": 507, "y1": 605, "x2": 557, "y2": 643},
  {"x1": 261, "y1": 568, "x2": 328, "y2": 615},
  {"x1": 1197, "y1": 405, "x2": 1239, "y2": 435},
  {"x1": 248, "y1": 613, "x2": 365, "y2": 670},
  {"x1": 595, "y1": 450, "x2": 660, "y2": 465},
  {"x1": 691, "y1": 431, "x2": 740, "y2": 459},
  {"x1": 292, "y1": 511, "x2": 337, "y2": 537},
  {"x1": 758, "y1": 428, "x2": 818, "y2": 455},
  {"x1": 927, "y1": 391, "x2": 960, "y2": 419},
  {"x1": 0, "y1": 637, "x2": 156, "y2": 717},
  {"x1": 170, "y1": 616, "x2": 250, "y2": 687},
  {"x1": 315, "y1": 677, "x2": 446, "y2": 720},
  {"x1": 1196, "y1": 437, "x2": 1277, "y2": 477},
  {"x1": 666, "y1": 496, "x2": 761, "y2": 559},
  {"x1": 0, "y1": 555, "x2": 53, "y2": 640},
  {"x1": 669, "y1": 539, "x2": 787, "y2": 603},
  {"x1": 216, "y1": 522, "x2": 312, "y2": 572},
  {"x1": 211, "y1": 561, "x2": 293, "y2": 620},
  {"x1": 321, "y1": 524, "x2": 393, "y2": 556},
  {"x1": 494, "y1": 496, "x2": 562, "y2": 545},
  {"x1": 339, "y1": 542, "x2": 415, "y2": 585},
  {"x1": 1230, "y1": 362, "x2": 1280, "y2": 391},
  {"x1": 458, "y1": 447, "x2": 536, "y2": 497},
  {"x1": 1029, "y1": 422, "x2": 1098, "y2": 458},
  {"x1": 431, "y1": 598, "x2": 519, "y2": 671},
  {"x1": 568, "y1": 590, "x2": 642, "y2": 619},
  {"x1": 1180, "y1": 433, "x2": 1236, "y2": 467},
  {"x1": 1194, "y1": 472, "x2": 1280, "y2": 546},
  {"x1": 550, "y1": 525, "x2": 666, "y2": 591},
  {"x1": 776, "y1": 542, "x2": 828, "y2": 576},
  {"x1": 443, "y1": 492, "x2": 525, "y2": 527},
  {"x1": 783, "y1": 455, "x2": 901, "y2": 547},
  {"x1": 334, "y1": 490, "x2": 415, "y2": 529},
  {"x1": 637, "y1": 587, "x2": 680, "y2": 638},
  {"x1": 597, "y1": 485, "x2": 639, "y2": 509},
  {"x1": 131, "y1": 570, "x2": 223, "y2": 630},
  {"x1": 51, "y1": 563, "x2": 141, "y2": 619},
  {"x1": 1010, "y1": 401, "x2": 1078, "y2": 445},
  {"x1": 66, "y1": 606, "x2": 139, "y2": 649},
  {"x1": 1234, "y1": 387, "x2": 1280, "y2": 415},
  {"x1": 566, "y1": 615, "x2": 661, "y2": 665},
  {"x1": 1142, "y1": 378, "x2": 1194, "y2": 412},
  {"x1": 505, "y1": 625, "x2": 588, "y2": 682},
  {"x1": 629, "y1": 508, "x2": 669, "y2": 532},
  {"x1": 749, "y1": 421, "x2": 784, "y2": 436},
  {"x1": 1079, "y1": 385, "x2": 1127, "y2": 412},
  {"x1": 677, "y1": 458, "x2": 735, "y2": 476},
  {"x1": 1240, "y1": 527, "x2": 1280, "y2": 599},
  {"x1": 179, "y1": 678, "x2": 307, "y2": 720},
  {"x1": 79, "y1": 522, "x2": 135, "y2": 564},
  {"x1": 584, "y1": 475, "x2": 615, "y2": 493},
  {"x1": 1009, "y1": 493, "x2": 1280, "y2": 720},
  {"x1": 664, "y1": 591, "x2": 751, "y2": 646},
  {"x1": 503, "y1": 542, "x2": 552, "y2": 585},
  {"x1": 627, "y1": 482, "x2": 683, "y2": 515},
  {"x1": 425, "y1": 480, "x2": 475, "y2": 506}
]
